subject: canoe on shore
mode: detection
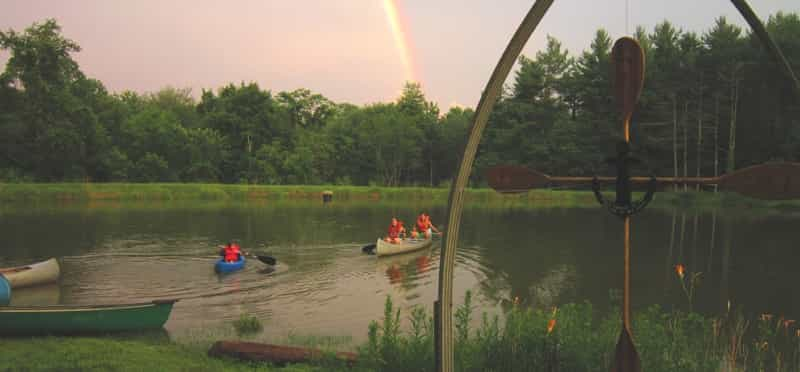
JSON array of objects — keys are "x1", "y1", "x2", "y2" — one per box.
[
  {"x1": 0, "y1": 258, "x2": 60, "y2": 289},
  {"x1": 0, "y1": 275, "x2": 9, "y2": 306},
  {"x1": 375, "y1": 237, "x2": 433, "y2": 257},
  {"x1": 0, "y1": 299, "x2": 178, "y2": 335}
]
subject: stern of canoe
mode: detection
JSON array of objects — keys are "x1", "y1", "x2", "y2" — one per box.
[{"x1": 0, "y1": 300, "x2": 177, "y2": 335}]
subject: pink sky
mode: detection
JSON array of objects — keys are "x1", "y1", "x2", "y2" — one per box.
[{"x1": 1, "y1": 0, "x2": 798, "y2": 110}]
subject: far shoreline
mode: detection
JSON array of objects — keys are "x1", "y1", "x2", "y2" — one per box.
[{"x1": 1, "y1": 183, "x2": 799, "y2": 212}]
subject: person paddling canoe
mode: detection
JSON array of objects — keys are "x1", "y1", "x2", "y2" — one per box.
[
  {"x1": 418, "y1": 212, "x2": 439, "y2": 239},
  {"x1": 385, "y1": 218, "x2": 406, "y2": 244},
  {"x1": 416, "y1": 214, "x2": 427, "y2": 237}
]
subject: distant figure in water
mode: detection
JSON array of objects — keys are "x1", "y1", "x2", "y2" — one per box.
[
  {"x1": 385, "y1": 217, "x2": 405, "y2": 244},
  {"x1": 219, "y1": 241, "x2": 242, "y2": 263}
]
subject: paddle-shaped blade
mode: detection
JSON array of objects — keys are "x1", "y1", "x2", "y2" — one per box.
[
  {"x1": 612, "y1": 37, "x2": 645, "y2": 141},
  {"x1": 256, "y1": 255, "x2": 276, "y2": 265},
  {"x1": 613, "y1": 327, "x2": 642, "y2": 372},
  {"x1": 485, "y1": 165, "x2": 550, "y2": 193},
  {"x1": 362, "y1": 243, "x2": 377, "y2": 255},
  {"x1": 719, "y1": 162, "x2": 800, "y2": 200}
]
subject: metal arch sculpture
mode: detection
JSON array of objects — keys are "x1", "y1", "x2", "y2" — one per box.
[
  {"x1": 434, "y1": 1, "x2": 799, "y2": 371},
  {"x1": 434, "y1": 2, "x2": 554, "y2": 370}
]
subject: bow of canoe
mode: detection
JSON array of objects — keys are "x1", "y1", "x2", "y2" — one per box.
[{"x1": 0, "y1": 258, "x2": 60, "y2": 289}]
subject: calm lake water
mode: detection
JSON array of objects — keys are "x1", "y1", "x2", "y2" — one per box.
[{"x1": 1, "y1": 199, "x2": 799, "y2": 345}]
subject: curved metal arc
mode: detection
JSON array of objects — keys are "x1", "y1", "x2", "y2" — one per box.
[{"x1": 434, "y1": 1, "x2": 555, "y2": 371}]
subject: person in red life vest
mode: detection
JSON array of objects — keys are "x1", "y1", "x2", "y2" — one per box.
[
  {"x1": 219, "y1": 241, "x2": 242, "y2": 263},
  {"x1": 416, "y1": 213, "x2": 427, "y2": 236},
  {"x1": 419, "y1": 212, "x2": 440, "y2": 239},
  {"x1": 385, "y1": 217, "x2": 406, "y2": 244}
]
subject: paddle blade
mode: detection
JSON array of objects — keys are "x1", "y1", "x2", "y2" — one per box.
[
  {"x1": 257, "y1": 255, "x2": 277, "y2": 265},
  {"x1": 612, "y1": 327, "x2": 642, "y2": 372},
  {"x1": 612, "y1": 37, "x2": 645, "y2": 134},
  {"x1": 719, "y1": 162, "x2": 800, "y2": 200},
  {"x1": 485, "y1": 165, "x2": 550, "y2": 193},
  {"x1": 362, "y1": 244, "x2": 377, "y2": 255}
]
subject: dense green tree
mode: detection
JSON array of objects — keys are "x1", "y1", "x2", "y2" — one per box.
[{"x1": 1, "y1": 16, "x2": 798, "y2": 186}]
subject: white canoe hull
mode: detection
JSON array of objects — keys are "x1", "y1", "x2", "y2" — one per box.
[
  {"x1": 0, "y1": 258, "x2": 61, "y2": 289},
  {"x1": 376, "y1": 238, "x2": 433, "y2": 257}
]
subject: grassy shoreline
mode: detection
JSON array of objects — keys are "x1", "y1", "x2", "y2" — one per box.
[
  {"x1": 4, "y1": 295, "x2": 798, "y2": 372},
  {"x1": 1, "y1": 182, "x2": 799, "y2": 211},
  {"x1": 0, "y1": 336, "x2": 322, "y2": 372}
]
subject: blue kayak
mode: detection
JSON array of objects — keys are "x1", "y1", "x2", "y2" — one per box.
[
  {"x1": 215, "y1": 256, "x2": 246, "y2": 274},
  {"x1": 0, "y1": 275, "x2": 10, "y2": 306}
]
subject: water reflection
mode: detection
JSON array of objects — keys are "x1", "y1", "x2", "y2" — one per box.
[{"x1": 378, "y1": 249, "x2": 434, "y2": 289}]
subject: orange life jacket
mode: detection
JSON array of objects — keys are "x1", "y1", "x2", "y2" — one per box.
[
  {"x1": 224, "y1": 245, "x2": 240, "y2": 262},
  {"x1": 416, "y1": 215, "x2": 427, "y2": 232},
  {"x1": 388, "y1": 221, "x2": 404, "y2": 239}
]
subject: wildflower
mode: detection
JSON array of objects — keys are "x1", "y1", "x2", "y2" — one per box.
[
  {"x1": 675, "y1": 264, "x2": 685, "y2": 279},
  {"x1": 513, "y1": 296, "x2": 520, "y2": 305},
  {"x1": 783, "y1": 319, "x2": 795, "y2": 329},
  {"x1": 547, "y1": 318, "x2": 557, "y2": 334}
]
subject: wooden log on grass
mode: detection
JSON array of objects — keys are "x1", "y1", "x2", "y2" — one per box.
[{"x1": 208, "y1": 340, "x2": 358, "y2": 366}]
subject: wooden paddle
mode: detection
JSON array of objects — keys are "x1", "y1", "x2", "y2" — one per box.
[
  {"x1": 486, "y1": 162, "x2": 800, "y2": 201},
  {"x1": 362, "y1": 243, "x2": 377, "y2": 255},
  {"x1": 253, "y1": 254, "x2": 277, "y2": 266}
]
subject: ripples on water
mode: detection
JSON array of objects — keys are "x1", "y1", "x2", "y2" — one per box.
[{"x1": 1, "y1": 202, "x2": 799, "y2": 345}]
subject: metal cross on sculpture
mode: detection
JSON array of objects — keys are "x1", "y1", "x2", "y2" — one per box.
[{"x1": 435, "y1": 1, "x2": 800, "y2": 371}]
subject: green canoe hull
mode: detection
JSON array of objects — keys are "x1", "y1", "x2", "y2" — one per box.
[{"x1": 0, "y1": 300, "x2": 177, "y2": 335}]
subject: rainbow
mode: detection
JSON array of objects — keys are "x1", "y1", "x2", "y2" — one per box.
[{"x1": 382, "y1": 0, "x2": 417, "y2": 83}]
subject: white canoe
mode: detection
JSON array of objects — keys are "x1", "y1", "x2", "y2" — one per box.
[
  {"x1": 0, "y1": 258, "x2": 61, "y2": 289},
  {"x1": 375, "y1": 237, "x2": 433, "y2": 257}
]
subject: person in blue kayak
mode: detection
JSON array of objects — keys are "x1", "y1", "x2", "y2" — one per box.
[{"x1": 219, "y1": 241, "x2": 242, "y2": 263}]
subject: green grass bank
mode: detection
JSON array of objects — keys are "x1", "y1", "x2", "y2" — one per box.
[
  {"x1": 0, "y1": 336, "x2": 329, "y2": 372},
  {"x1": 3, "y1": 294, "x2": 799, "y2": 372},
  {"x1": 1, "y1": 183, "x2": 799, "y2": 211}
]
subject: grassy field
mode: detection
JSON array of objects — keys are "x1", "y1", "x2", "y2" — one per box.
[{"x1": 1, "y1": 183, "x2": 799, "y2": 211}]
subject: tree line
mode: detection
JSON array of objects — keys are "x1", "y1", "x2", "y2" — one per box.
[{"x1": 1, "y1": 15, "x2": 798, "y2": 186}]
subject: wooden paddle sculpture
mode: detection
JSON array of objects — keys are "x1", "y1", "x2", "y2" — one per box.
[
  {"x1": 607, "y1": 36, "x2": 645, "y2": 372},
  {"x1": 486, "y1": 37, "x2": 800, "y2": 372},
  {"x1": 486, "y1": 162, "x2": 800, "y2": 201}
]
